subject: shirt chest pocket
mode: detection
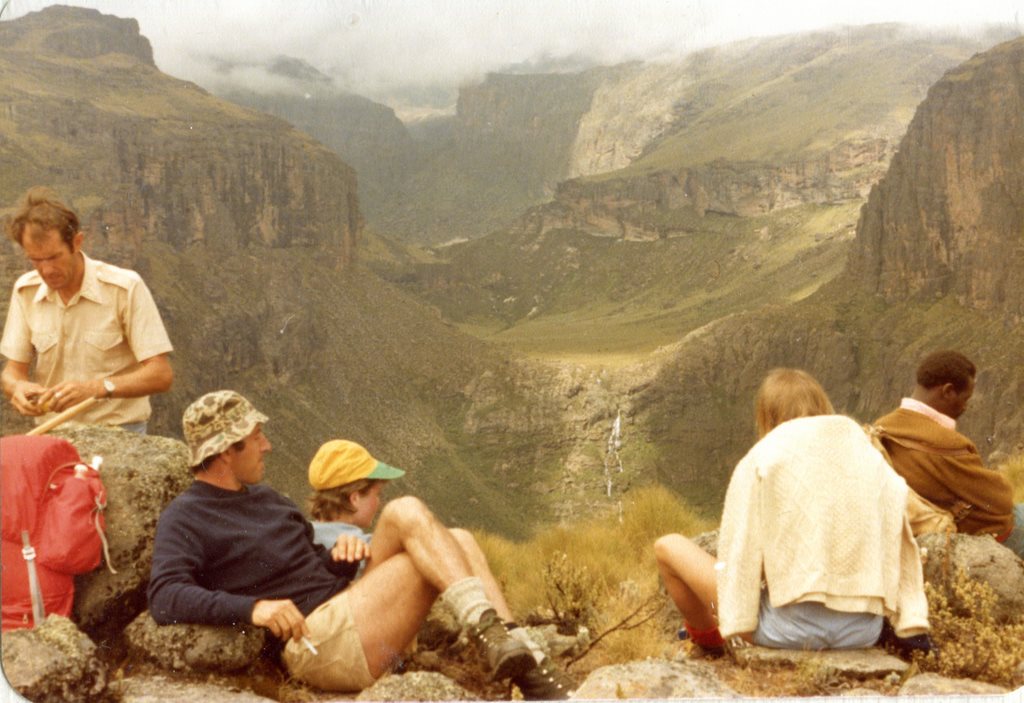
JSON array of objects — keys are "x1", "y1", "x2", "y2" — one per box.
[
  {"x1": 31, "y1": 331, "x2": 58, "y2": 356},
  {"x1": 83, "y1": 329, "x2": 128, "y2": 374},
  {"x1": 84, "y1": 329, "x2": 124, "y2": 352}
]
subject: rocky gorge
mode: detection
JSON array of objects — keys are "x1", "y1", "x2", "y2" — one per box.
[{"x1": 1, "y1": 6, "x2": 1024, "y2": 699}]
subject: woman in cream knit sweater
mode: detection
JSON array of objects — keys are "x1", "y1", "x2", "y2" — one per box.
[{"x1": 654, "y1": 369, "x2": 930, "y2": 653}]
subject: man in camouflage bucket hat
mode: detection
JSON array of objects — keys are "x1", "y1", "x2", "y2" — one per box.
[
  {"x1": 182, "y1": 390, "x2": 268, "y2": 466},
  {"x1": 148, "y1": 391, "x2": 541, "y2": 694}
]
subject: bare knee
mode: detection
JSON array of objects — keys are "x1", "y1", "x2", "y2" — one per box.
[
  {"x1": 378, "y1": 495, "x2": 434, "y2": 534},
  {"x1": 654, "y1": 533, "x2": 684, "y2": 565},
  {"x1": 449, "y1": 527, "x2": 474, "y2": 550}
]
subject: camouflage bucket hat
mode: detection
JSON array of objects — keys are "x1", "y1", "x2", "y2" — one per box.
[{"x1": 182, "y1": 390, "x2": 268, "y2": 466}]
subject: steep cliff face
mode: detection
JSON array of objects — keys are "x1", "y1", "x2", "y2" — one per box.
[
  {"x1": 455, "y1": 70, "x2": 604, "y2": 188},
  {"x1": 0, "y1": 5, "x2": 154, "y2": 65},
  {"x1": 531, "y1": 137, "x2": 890, "y2": 240},
  {"x1": 623, "y1": 37, "x2": 1024, "y2": 510},
  {"x1": 378, "y1": 70, "x2": 605, "y2": 244},
  {"x1": 544, "y1": 27, "x2": 1006, "y2": 240},
  {"x1": 568, "y1": 63, "x2": 693, "y2": 178},
  {"x1": 0, "y1": 8, "x2": 360, "y2": 268},
  {"x1": 848, "y1": 38, "x2": 1024, "y2": 321},
  {"x1": 221, "y1": 87, "x2": 416, "y2": 230}
]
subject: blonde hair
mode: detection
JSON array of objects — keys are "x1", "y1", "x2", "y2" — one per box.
[{"x1": 754, "y1": 368, "x2": 834, "y2": 438}]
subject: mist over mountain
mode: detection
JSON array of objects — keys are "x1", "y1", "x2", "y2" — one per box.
[{"x1": 214, "y1": 24, "x2": 1014, "y2": 247}]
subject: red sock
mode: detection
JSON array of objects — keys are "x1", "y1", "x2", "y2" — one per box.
[{"x1": 684, "y1": 622, "x2": 725, "y2": 649}]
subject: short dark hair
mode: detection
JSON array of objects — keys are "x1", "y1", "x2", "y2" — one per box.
[
  {"x1": 191, "y1": 436, "x2": 248, "y2": 474},
  {"x1": 7, "y1": 187, "x2": 79, "y2": 247},
  {"x1": 916, "y1": 350, "x2": 976, "y2": 392}
]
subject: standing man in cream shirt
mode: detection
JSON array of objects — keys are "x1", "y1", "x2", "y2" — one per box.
[{"x1": 1, "y1": 187, "x2": 173, "y2": 433}]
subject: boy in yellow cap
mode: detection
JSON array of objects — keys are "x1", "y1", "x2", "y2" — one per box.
[
  {"x1": 307, "y1": 440, "x2": 405, "y2": 571},
  {"x1": 306, "y1": 439, "x2": 575, "y2": 700}
]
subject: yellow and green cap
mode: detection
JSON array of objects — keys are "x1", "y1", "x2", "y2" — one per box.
[{"x1": 308, "y1": 439, "x2": 404, "y2": 491}]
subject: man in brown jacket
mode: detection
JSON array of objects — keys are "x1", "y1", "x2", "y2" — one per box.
[{"x1": 874, "y1": 350, "x2": 1022, "y2": 558}]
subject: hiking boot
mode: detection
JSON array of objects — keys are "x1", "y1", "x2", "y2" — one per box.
[
  {"x1": 469, "y1": 609, "x2": 537, "y2": 681},
  {"x1": 513, "y1": 656, "x2": 575, "y2": 700}
]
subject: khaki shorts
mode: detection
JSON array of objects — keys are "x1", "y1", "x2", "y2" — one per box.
[{"x1": 282, "y1": 590, "x2": 375, "y2": 692}]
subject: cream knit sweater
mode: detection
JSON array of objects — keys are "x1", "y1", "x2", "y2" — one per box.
[{"x1": 716, "y1": 415, "x2": 930, "y2": 639}]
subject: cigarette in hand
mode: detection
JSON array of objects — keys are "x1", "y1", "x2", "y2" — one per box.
[{"x1": 301, "y1": 636, "x2": 318, "y2": 655}]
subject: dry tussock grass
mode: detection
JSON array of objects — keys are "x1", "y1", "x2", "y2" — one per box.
[
  {"x1": 1002, "y1": 453, "x2": 1024, "y2": 502},
  {"x1": 475, "y1": 485, "x2": 713, "y2": 675}
]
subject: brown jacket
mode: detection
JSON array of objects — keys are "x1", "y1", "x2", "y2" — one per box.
[{"x1": 873, "y1": 408, "x2": 1014, "y2": 538}]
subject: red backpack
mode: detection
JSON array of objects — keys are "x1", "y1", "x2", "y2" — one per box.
[{"x1": 1, "y1": 434, "x2": 110, "y2": 631}]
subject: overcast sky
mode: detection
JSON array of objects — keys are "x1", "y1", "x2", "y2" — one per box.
[{"x1": 6, "y1": 0, "x2": 1023, "y2": 113}]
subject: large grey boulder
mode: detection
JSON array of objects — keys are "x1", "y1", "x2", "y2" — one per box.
[
  {"x1": 1, "y1": 615, "x2": 108, "y2": 703},
  {"x1": 124, "y1": 610, "x2": 266, "y2": 672},
  {"x1": 355, "y1": 671, "x2": 475, "y2": 701},
  {"x1": 55, "y1": 424, "x2": 192, "y2": 641},
  {"x1": 111, "y1": 674, "x2": 277, "y2": 702},
  {"x1": 571, "y1": 659, "x2": 740, "y2": 699},
  {"x1": 917, "y1": 531, "x2": 1024, "y2": 623}
]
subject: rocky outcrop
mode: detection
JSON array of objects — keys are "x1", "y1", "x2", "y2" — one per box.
[
  {"x1": 455, "y1": 71, "x2": 603, "y2": 189},
  {"x1": 1, "y1": 5, "x2": 154, "y2": 65},
  {"x1": 897, "y1": 672, "x2": 1011, "y2": 696},
  {"x1": 356, "y1": 672, "x2": 476, "y2": 701},
  {"x1": 54, "y1": 425, "x2": 191, "y2": 642},
  {"x1": 848, "y1": 37, "x2": 1024, "y2": 321},
  {"x1": 917, "y1": 532, "x2": 1024, "y2": 623},
  {"x1": 125, "y1": 612, "x2": 266, "y2": 673},
  {"x1": 0, "y1": 6, "x2": 361, "y2": 267},
  {"x1": 221, "y1": 86, "x2": 417, "y2": 228},
  {"x1": 568, "y1": 63, "x2": 693, "y2": 179},
  {"x1": 111, "y1": 675, "x2": 277, "y2": 703},
  {"x1": 732, "y1": 646, "x2": 908, "y2": 679},
  {"x1": 571, "y1": 660, "x2": 740, "y2": 699},
  {"x1": 533, "y1": 139, "x2": 892, "y2": 240},
  {"x1": 1, "y1": 616, "x2": 108, "y2": 703},
  {"x1": 510, "y1": 28, "x2": 1000, "y2": 242},
  {"x1": 377, "y1": 70, "x2": 607, "y2": 245}
]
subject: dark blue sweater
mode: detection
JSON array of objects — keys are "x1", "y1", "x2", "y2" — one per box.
[{"x1": 147, "y1": 481, "x2": 357, "y2": 626}]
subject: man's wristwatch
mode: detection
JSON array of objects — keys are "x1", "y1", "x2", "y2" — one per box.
[{"x1": 102, "y1": 378, "x2": 116, "y2": 399}]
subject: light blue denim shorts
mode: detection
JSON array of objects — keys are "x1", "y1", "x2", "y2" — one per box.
[{"x1": 753, "y1": 589, "x2": 882, "y2": 650}]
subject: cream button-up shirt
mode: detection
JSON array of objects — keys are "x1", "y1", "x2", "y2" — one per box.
[{"x1": 1, "y1": 253, "x2": 173, "y2": 426}]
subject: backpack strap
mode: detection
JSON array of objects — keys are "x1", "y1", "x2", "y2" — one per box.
[
  {"x1": 865, "y1": 424, "x2": 973, "y2": 525},
  {"x1": 93, "y1": 494, "x2": 117, "y2": 575},
  {"x1": 20, "y1": 530, "x2": 46, "y2": 627},
  {"x1": 870, "y1": 426, "x2": 974, "y2": 458}
]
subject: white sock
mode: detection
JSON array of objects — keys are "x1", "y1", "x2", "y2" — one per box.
[{"x1": 441, "y1": 576, "x2": 491, "y2": 627}]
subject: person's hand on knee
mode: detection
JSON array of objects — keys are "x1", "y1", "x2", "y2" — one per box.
[{"x1": 252, "y1": 598, "x2": 310, "y2": 642}]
